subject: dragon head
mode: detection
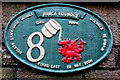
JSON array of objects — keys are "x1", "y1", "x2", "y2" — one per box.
[
  {"x1": 58, "y1": 38, "x2": 70, "y2": 46},
  {"x1": 78, "y1": 39, "x2": 86, "y2": 45}
]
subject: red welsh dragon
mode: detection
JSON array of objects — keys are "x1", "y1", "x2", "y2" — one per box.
[{"x1": 58, "y1": 38, "x2": 86, "y2": 63}]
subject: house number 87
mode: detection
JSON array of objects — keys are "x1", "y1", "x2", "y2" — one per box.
[{"x1": 27, "y1": 32, "x2": 45, "y2": 62}]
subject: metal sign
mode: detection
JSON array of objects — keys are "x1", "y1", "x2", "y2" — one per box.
[{"x1": 4, "y1": 3, "x2": 113, "y2": 73}]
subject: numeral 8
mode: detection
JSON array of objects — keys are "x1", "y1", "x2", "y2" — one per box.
[{"x1": 27, "y1": 32, "x2": 45, "y2": 62}]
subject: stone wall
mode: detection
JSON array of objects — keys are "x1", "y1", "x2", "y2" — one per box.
[{"x1": 1, "y1": 3, "x2": 120, "y2": 80}]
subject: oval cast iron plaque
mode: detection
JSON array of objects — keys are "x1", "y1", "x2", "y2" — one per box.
[{"x1": 4, "y1": 3, "x2": 113, "y2": 73}]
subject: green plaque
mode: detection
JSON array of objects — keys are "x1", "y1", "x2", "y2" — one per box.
[{"x1": 4, "y1": 3, "x2": 113, "y2": 73}]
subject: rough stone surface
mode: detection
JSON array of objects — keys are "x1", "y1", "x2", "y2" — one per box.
[
  {"x1": 0, "y1": 68, "x2": 13, "y2": 78},
  {"x1": 0, "y1": 3, "x2": 2, "y2": 23},
  {"x1": 117, "y1": 8, "x2": 120, "y2": 25},
  {"x1": 117, "y1": 47, "x2": 120, "y2": 68},
  {"x1": 110, "y1": 26, "x2": 120, "y2": 46},
  {"x1": 2, "y1": 3, "x2": 37, "y2": 23},
  {"x1": 17, "y1": 67, "x2": 83, "y2": 79},
  {"x1": 2, "y1": 53, "x2": 20, "y2": 66},
  {"x1": 85, "y1": 70, "x2": 120, "y2": 80},
  {"x1": 0, "y1": 23, "x2": 2, "y2": 43},
  {"x1": 96, "y1": 48, "x2": 116, "y2": 68},
  {"x1": 79, "y1": 4, "x2": 119, "y2": 26},
  {"x1": 2, "y1": 46, "x2": 20, "y2": 67}
]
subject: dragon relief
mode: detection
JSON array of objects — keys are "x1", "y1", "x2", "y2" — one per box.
[{"x1": 58, "y1": 38, "x2": 86, "y2": 63}]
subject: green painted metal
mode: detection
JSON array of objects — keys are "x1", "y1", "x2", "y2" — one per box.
[{"x1": 4, "y1": 3, "x2": 113, "y2": 73}]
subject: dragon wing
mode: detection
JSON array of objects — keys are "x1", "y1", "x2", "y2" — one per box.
[{"x1": 69, "y1": 39, "x2": 79, "y2": 49}]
